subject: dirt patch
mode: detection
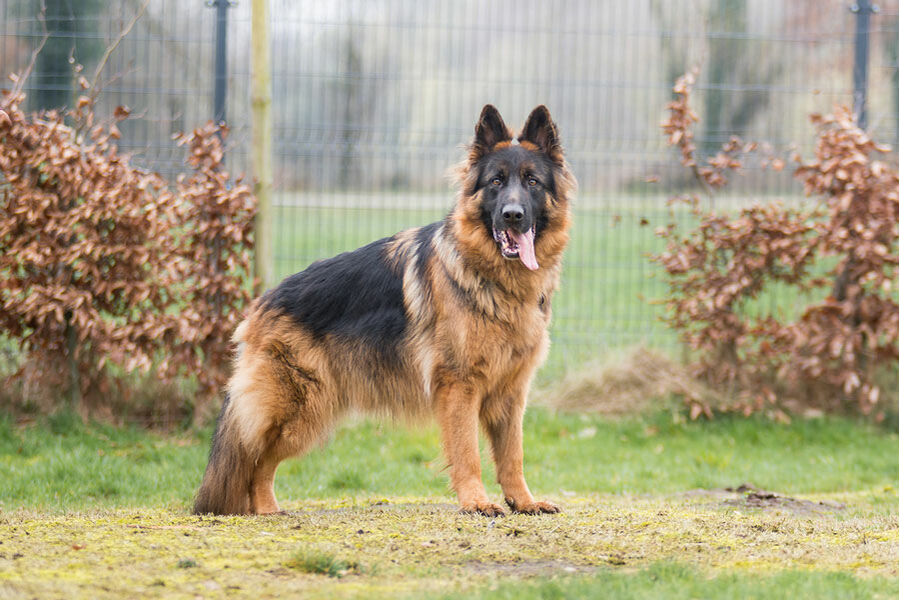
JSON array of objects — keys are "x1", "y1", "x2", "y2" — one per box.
[
  {"x1": 287, "y1": 501, "x2": 459, "y2": 517},
  {"x1": 685, "y1": 484, "x2": 846, "y2": 516},
  {"x1": 363, "y1": 501, "x2": 459, "y2": 514},
  {"x1": 466, "y1": 559, "x2": 597, "y2": 577}
]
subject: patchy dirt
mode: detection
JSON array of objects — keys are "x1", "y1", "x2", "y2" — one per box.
[
  {"x1": 1, "y1": 492, "x2": 897, "y2": 599},
  {"x1": 722, "y1": 484, "x2": 846, "y2": 516},
  {"x1": 465, "y1": 559, "x2": 597, "y2": 576},
  {"x1": 304, "y1": 500, "x2": 459, "y2": 516},
  {"x1": 683, "y1": 484, "x2": 847, "y2": 516}
]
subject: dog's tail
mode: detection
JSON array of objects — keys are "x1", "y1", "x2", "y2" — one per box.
[{"x1": 193, "y1": 392, "x2": 254, "y2": 515}]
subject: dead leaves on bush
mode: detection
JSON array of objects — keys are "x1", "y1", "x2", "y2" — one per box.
[
  {"x1": 0, "y1": 83, "x2": 256, "y2": 412},
  {"x1": 656, "y1": 69, "x2": 899, "y2": 417}
]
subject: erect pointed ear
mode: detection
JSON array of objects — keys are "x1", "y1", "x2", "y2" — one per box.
[
  {"x1": 518, "y1": 105, "x2": 563, "y2": 163},
  {"x1": 471, "y1": 104, "x2": 512, "y2": 160}
]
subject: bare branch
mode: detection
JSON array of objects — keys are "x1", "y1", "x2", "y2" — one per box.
[
  {"x1": 10, "y1": 2, "x2": 50, "y2": 98},
  {"x1": 89, "y1": 0, "x2": 150, "y2": 99}
]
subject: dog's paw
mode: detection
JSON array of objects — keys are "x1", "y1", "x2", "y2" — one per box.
[
  {"x1": 506, "y1": 498, "x2": 561, "y2": 515},
  {"x1": 460, "y1": 500, "x2": 506, "y2": 517}
]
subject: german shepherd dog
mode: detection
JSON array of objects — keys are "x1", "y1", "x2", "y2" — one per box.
[{"x1": 193, "y1": 104, "x2": 575, "y2": 517}]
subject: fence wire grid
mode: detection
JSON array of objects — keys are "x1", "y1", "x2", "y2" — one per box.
[{"x1": 3, "y1": 0, "x2": 899, "y2": 380}]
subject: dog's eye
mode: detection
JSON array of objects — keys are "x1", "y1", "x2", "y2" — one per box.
[
  {"x1": 527, "y1": 178, "x2": 539, "y2": 187},
  {"x1": 491, "y1": 177, "x2": 502, "y2": 186}
]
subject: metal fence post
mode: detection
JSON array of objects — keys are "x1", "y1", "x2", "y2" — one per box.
[
  {"x1": 210, "y1": 0, "x2": 231, "y2": 125},
  {"x1": 851, "y1": 1, "x2": 878, "y2": 130}
]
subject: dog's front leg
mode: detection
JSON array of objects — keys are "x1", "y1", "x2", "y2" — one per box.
[
  {"x1": 483, "y1": 398, "x2": 560, "y2": 515},
  {"x1": 436, "y1": 382, "x2": 505, "y2": 516}
]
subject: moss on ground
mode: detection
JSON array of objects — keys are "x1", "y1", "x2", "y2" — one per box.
[{"x1": 2, "y1": 490, "x2": 897, "y2": 599}]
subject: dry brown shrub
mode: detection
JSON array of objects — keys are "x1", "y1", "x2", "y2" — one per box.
[
  {"x1": 655, "y1": 69, "x2": 899, "y2": 419},
  {"x1": 0, "y1": 78, "x2": 255, "y2": 421}
]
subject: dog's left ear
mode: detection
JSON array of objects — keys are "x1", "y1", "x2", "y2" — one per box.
[{"x1": 519, "y1": 105, "x2": 563, "y2": 163}]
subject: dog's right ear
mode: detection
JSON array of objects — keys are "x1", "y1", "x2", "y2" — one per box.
[{"x1": 471, "y1": 104, "x2": 512, "y2": 161}]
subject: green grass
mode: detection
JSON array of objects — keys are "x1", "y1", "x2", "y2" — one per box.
[
  {"x1": 0, "y1": 412, "x2": 201, "y2": 510},
  {"x1": 286, "y1": 549, "x2": 364, "y2": 578},
  {"x1": 2, "y1": 409, "x2": 899, "y2": 598},
  {"x1": 2, "y1": 409, "x2": 898, "y2": 511},
  {"x1": 436, "y1": 562, "x2": 899, "y2": 600}
]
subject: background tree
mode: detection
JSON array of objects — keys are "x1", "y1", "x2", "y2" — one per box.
[
  {"x1": 703, "y1": 0, "x2": 782, "y2": 154},
  {"x1": 31, "y1": 0, "x2": 103, "y2": 111}
]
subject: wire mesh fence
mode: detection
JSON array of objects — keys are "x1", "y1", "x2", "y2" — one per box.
[{"x1": 3, "y1": 0, "x2": 899, "y2": 381}]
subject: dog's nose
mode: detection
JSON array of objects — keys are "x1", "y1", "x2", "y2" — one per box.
[{"x1": 502, "y1": 204, "x2": 525, "y2": 223}]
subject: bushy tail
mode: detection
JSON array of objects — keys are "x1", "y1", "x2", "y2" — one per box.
[{"x1": 193, "y1": 393, "x2": 254, "y2": 515}]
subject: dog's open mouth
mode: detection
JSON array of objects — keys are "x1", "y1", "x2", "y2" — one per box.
[{"x1": 492, "y1": 227, "x2": 538, "y2": 270}]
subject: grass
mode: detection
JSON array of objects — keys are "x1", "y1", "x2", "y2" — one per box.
[
  {"x1": 5, "y1": 501, "x2": 899, "y2": 599},
  {"x1": 3, "y1": 409, "x2": 898, "y2": 511},
  {"x1": 1, "y1": 408, "x2": 899, "y2": 597},
  {"x1": 436, "y1": 563, "x2": 899, "y2": 600},
  {"x1": 286, "y1": 549, "x2": 364, "y2": 578}
]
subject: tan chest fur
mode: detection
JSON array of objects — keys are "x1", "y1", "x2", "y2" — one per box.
[{"x1": 411, "y1": 231, "x2": 560, "y2": 397}]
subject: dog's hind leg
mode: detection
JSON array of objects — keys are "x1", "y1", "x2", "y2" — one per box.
[
  {"x1": 247, "y1": 404, "x2": 332, "y2": 515},
  {"x1": 249, "y1": 435, "x2": 291, "y2": 514},
  {"x1": 206, "y1": 338, "x2": 334, "y2": 516},
  {"x1": 243, "y1": 343, "x2": 336, "y2": 515},
  {"x1": 243, "y1": 416, "x2": 290, "y2": 515}
]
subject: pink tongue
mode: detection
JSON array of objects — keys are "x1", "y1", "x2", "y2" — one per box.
[{"x1": 509, "y1": 228, "x2": 538, "y2": 270}]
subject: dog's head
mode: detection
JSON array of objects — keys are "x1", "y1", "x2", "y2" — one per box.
[{"x1": 457, "y1": 105, "x2": 573, "y2": 273}]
